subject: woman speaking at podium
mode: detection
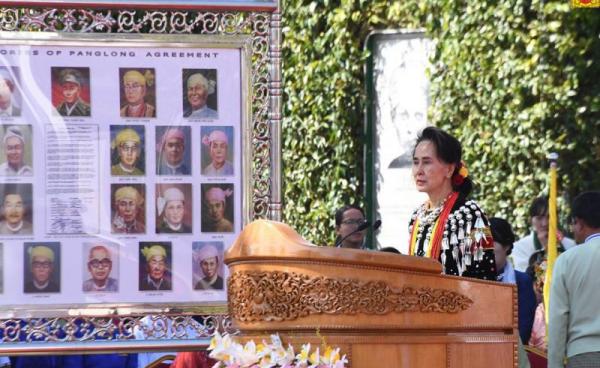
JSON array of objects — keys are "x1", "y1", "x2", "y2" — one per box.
[{"x1": 408, "y1": 127, "x2": 496, "y2": 280}]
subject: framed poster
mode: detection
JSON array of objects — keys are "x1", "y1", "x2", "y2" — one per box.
[
  {"x1": 0, "y1": 32, "x2": 251, "y2": 315},
  {"x1": 365, "y1": 30, "x2": 431, "y2": 252}
]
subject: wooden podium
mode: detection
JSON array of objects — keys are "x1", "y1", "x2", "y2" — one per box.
[{"x1": 224, "y1": 220, "x2": 517, "y2": 367}]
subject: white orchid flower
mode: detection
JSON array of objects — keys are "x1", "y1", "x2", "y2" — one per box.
[
  {"x1": 308, "y1": 347, "x2": 320, "y2": 367},
  {"x1": 295, "y1": 343, "x2": 311, "y2": 365}
]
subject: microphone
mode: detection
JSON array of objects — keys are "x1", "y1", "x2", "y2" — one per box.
[
  {"x1": 335, "y1": 220, "x2": 370, "y2": 247},
  {"x1": 373, "y1": 219, "x2": 382, "y2": 231},
  {"x1": 359, "y1": 219, "x2": 382, "y2": 250}
]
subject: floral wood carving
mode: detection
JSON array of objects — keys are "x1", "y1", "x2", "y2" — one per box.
[{"x1": 228, "y1": 271, "x2": 473, "y2": 322}]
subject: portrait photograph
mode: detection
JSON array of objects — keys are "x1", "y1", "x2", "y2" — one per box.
[
  {"x1": 51, "y1": 67, "x2": 91, "y2": 117},
  {"x1": 82, "y1": 242, "x2": 119, "y2": 293},
  {"x1": 0, "y1": 183, "x2": 33, "y2": 235},
  {"x1": 200, "y1": 183, "x2": 234, "y2": 233},
  {"x1": 139, "y1": 241, "x2": 172, "y2": 292},
  {"x1": 200, "y1": 126, "x2": 234, "y2": 177},
  {"x1": 23, "y1": 242, "x2": 61, "y2": 294},
  {"x1": 110, "y1": 125, "x2": 145, "y2": 176},
  {"x1": 192, "y1": 241, "x2": 224, "y2": 291},
  {"x1": 155, "y1": 183, "x2": 192, "y2": 234},
  {"x1": 111, "y1": 183, "x2": 146, "y2": 234},
  {"x1": 182, "y1": 69, "x2": 218, "y2": 120},
  {"x1": 119, "y1": 68, "x2": 156, "y2": 118},
  {"x1": 0, "y1": 124, "x2": 33, "y2": 176},
  {"x1": 0, "y1": 66, "x2": 22, "y2": 117},
  {"x1": 155, "y1": 125, "x2": 191, "y2": 176}
]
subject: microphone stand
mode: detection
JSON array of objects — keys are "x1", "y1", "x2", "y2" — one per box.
[{"x1": 335, "y1": 221, "x2": 370, "y2": 247}]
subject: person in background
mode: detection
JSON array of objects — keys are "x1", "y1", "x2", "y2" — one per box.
[
  {"x1": 490, "y1": 217, "x2": 537, "y2": 344},
  {"x1": 408, "y1": 127, "x2": 496, "y2": 280},
  {"x1": 512, "y1": 196, "x2": 576, "y2": 272},
  {"x1": 334, "y1": 205, "x2": 366, "y2": 249},
  {"x1": 549, "y1": 191, "x2": 600, "y2": 367},
  {"x1": 527, "y1": 253, "x2": 548, "y2": 351}
]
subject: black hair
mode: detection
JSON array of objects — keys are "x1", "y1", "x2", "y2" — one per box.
[
  {"x1": 571, "y1": 191, "x2": 600, "y2": 229},
  {"x1": 489, "y1": 217, "x2": 516, "y2": 255},
  {"x1": 379, "y1": 247, "x2": 401, "y2": 254},
  {"x1": 413, "y1": 126, "x2": 473, "y2": 197},
  {"x1": 529, "y1": 196, "x2": 549, "y2": 218},
  {"x1": 1, "y1": 183, "x2": 30, "y2": 205},
  {"x1": 334, "y1": 205, "x2": 364, "y2": 227}
]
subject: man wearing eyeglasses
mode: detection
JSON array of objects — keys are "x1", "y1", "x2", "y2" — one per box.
[
  {"x1": 111, "y1": 127, "x2": 144, "y2": 176},
  {"x1": 83, "y1": 245, "x2": 118, "y2": 292},
  {"x1": 24, "y1": 244, "x2": 59, "y2": 293},
  {"x1": 120, "y1": 69, "x2": 155, "y2": 118},
  {"x1": 334, "y1": 205, "x2": 366, "y2": 249}
]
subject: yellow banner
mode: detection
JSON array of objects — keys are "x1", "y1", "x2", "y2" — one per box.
[{"x1": 572, "y1": 0, "x2": 600, "y2": 7}]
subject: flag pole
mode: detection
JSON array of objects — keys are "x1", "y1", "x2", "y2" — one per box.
[{"x1": 544, "y1": 152, "x2": 559, "y2": 332}]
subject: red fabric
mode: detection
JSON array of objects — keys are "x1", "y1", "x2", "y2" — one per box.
[
  {"x1": 429, "y1": 191, "x2": 459, "y2": 260},
  {"x1": 170, "y1": 351, "x2": 217, "y2": 368},
  {"x1": 526, "y1": 349, "x2": 548, "y2": 368}
]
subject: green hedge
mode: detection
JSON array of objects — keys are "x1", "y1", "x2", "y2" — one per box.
[{"x1": 282, "y1": 0, "x2": 599, "y2": 244}]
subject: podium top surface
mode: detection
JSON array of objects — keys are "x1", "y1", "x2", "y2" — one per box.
[{"x1": 225, "y1": 220, "x2": 443, "y2": 275}]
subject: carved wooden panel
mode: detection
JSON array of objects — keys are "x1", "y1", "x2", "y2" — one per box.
[{"x1": 228, "y1": 271, "x2": 473, "y2": 322}]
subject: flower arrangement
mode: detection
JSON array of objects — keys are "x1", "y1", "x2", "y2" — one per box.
[{"x1": 208, "y1": 332, "x2": 348, "y2": 368}]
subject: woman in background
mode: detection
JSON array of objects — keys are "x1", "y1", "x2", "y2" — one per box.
[{"x1": 490, "y1": 217, "x2": 537, "y2": 344}]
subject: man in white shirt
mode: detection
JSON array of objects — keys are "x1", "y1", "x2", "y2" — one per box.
[
  {"x1": 548, "y1": 191, "x2": 600, "y2": 368},
  {"x1": 512, "y1": 196, "x2": 576, "y2": 272}
]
